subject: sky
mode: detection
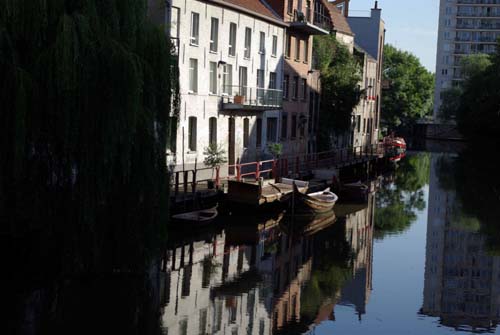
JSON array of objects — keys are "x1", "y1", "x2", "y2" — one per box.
[{"x1": 349, "y1": 0, "x2": 440, "y2": 72}]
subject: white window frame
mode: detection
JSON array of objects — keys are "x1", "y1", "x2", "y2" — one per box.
[
  {"x1": 210, "y1": 17, "x2": 219, "y2": 53},
  {"x1": 190, "y1": 12, "x2": 199, "y2": 46}
]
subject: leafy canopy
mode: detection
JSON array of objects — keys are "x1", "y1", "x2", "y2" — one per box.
[
  {"x1": 440, "y1": 41, "x2": 500, "y2": 142},
  {"x1": 382, "y1": 45, "x2": 435, "y2": 130},
  {"x1": 0, "y1": 0, "x2": 178, "y2": 273},
  {"x1": 314, "y1": 35, "x2": 362, "y2": 150}
]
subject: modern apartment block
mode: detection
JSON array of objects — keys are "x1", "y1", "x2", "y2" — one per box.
[
  {"x1": 348, "y1": 2, "x2": 385, "y2": 139},
  {"x1": 434, "y1": 0, "x2": 500, "y2": 119},
  {"x1": 168, "y1": 0, "x2": 287, "y2": 174}
]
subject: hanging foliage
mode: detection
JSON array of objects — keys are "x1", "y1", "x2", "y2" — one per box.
[
  {"x1": 0, "y1": 0, "x2": 179, "y2": 274},
  {"x1": 313, "y1": 35, "x2": 362, "y2": 151}
]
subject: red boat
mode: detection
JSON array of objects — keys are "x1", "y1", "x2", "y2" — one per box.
[{"x1": 383, "y1": 134, "x2": 407, "y2": 159}]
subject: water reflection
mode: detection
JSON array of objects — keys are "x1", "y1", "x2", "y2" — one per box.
[
  {"x1": 159, "y1": 190, "x2": 377, "y2": 334},
  {"x1": 12, "y1": 150, "x2": 500, "y2": 334},
  {"x1": 421, "y1": 154, "x2": 500, "y2": 333}
]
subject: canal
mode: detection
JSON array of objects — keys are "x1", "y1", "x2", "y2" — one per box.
[{"x1": 10, "y1": 149, "x2": 500, "y2": 334}]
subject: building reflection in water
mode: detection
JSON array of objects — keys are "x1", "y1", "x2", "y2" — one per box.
[
  {"x1": 160, "y1": 187, "x2": 377, "y2": 334},
  {"x1": 421, "y1": 155, "x2": 500, "y2": 333}
]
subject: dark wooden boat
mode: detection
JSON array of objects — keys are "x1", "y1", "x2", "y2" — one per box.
[
  {"x1": 280, "y1": 210, "x2": 336, "y2": 236},
  {"x1": 171, "y1": 205, "x2": 218, "y2": 226},
  {"x1": 340, "y1": 181, "x2": 368, "y2": 203},
  {"x1": 293, "y1": 184, "x2": 338, "y2": 214}
]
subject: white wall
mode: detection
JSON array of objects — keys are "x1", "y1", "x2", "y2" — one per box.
[{"x1": 170, "y1": 0, "x2": 285, "y2": 172}]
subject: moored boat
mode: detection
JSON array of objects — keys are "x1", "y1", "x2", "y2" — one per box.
[
  {"x1": 292, "y1": 183, "x2": 339, "y2": 214},
  {"x1": 171, "y1": 205, "x2": 218, "y2": 226},
  {"x1": 340, "y1": 181, "x2": 369, "y2": 203}
]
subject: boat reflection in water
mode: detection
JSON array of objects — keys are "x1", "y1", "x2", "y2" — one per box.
[{"x1": 159, "y1": 192, "x2": 376, "y2": 334}]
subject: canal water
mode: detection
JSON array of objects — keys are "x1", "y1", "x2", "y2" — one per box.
[
  {"x1": 10, "y1": 150, "x2": 500, "y2": 334},
  {"x1": 158, "y1": 151, "x2": 500, "y2": 335}
]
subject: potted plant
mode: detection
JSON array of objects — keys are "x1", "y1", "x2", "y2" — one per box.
[
  {"x1": 203, "y1": 143, "x2": 227, "y2": 189},
  {"x1": 267, "y1": 142, "x2": 283, "y2": 159},
  {"x1": 234, "y1": 93, "x2": 245, "y2": 104}
]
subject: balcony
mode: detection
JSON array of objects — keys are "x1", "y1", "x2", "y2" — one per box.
[
  {"x1": 288, "y1": 9, "x2": 331, "y2": 35},
  {"x1": 220, "y1": 86, "x2": 283, "y2": 111}
]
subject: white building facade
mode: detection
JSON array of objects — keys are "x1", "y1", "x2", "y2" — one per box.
[
  {"x1": 434, "y1": 0, "x2": 500, "y2": 119},
  {"x1": 169, "y1": 0, "x2": 286, "y2": 175}
]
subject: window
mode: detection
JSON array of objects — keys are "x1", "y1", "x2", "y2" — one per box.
[
  {"x1": 243, "y1": 118, "x2": 250, "y2": 148},
  {"x1": 209, "y1": 61, "x2": 217, "y2": 94},
  {"x1": 272, "y1": 35, "x2": 278, "y2": 56},
  {"x1": 357, "y1": 115, "x2": 361, "y2": 133},
  {"x1": 257, "y1": 69, "x2": 265, "y2": 102},
  {"x1": 239, "y1": 66, "x2": 248, "y2": 96},
  {"x1": 337, "y1": 3, "x2": 345, "y2": 15},
  {"x1": 190, "y1": 12, "x2": 199, "y2": 45},
  {"x1": 267, "y1": 117, "x2": 277, "y2": 142},
  {"x1": 269, "y1": 72, "x2": 277, "y2": 89},
  {"x1": 292, "y1": 76, "x2": 299, "y2": 99},
  {"x1": 222, "y1": 64, "x2": 232, "y2": 94},
  {"x1": 301, "y1": 78, "x2": 307, "y2": 100},
  {"x1": 303, "y1": 38, "x2": 309, "y2": 62},
  {"x1": 188, "y1": 117, "x2": 197, "y2": 151},
  {"x1": 281, "y1": 113, "x2": 288, "y2": 139},
  {"x1": 189, "y1": 58, "x2": 198, "y2": 92},
  {"x1": 269, "y1": 72, "x2": 277, "y2": 103},
  {"x1": 259, "y1": 31, "x2": 265, "y2": 53},
  {"x1": 291, "y1": 114, "x2": 297, "y2": 138},
  {"x1": 210, "y1": 17, "x2": 219, "y2": 52},
  {"x1": 363, "y1": 118, "x2": 366, "y2": 133},
  {"x1": 285, "y1": 34, "x2": 291, "y2": 58},
  {"x1": 287, "y1": 0, "x2": 293, "y2": 14},
  {"x1": 229, "y1": 23, "x2": 237, "y2": 56},
  {"x1": 209, "y1": 117, "x2": 217, "y2": 146},
  {"x1": 295, "y1": 37, "x2": 300, "y2": 61},
  {"x1": 283, "y1": 75, "x2": 289, "y2": 99},
  {"x1": 256, "y1": 118, "x2": 262, "y2": 147},
  {"x1": 244, "y1": 27, "x2": 252, "y2": 58}
]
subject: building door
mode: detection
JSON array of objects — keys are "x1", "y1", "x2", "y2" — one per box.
[{"x1": 228, "y1": 118, "x2": 236, "y2": 175}]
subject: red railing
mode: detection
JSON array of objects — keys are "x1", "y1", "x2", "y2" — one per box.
[{"x1": 171, "y1": 144, "x2": 386, "y2": 197}]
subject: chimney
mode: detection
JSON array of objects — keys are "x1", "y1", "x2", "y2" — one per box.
[{"x1": 374, "y1": 1, "x2": 378, "y2": 9}]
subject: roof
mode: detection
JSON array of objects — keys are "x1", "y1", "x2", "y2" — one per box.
[
  {"x1": 211, "y1": 0, "x2": 286, "y2": 26},
  {"x1": 322, "y1": 0, "x2": 353, "y2": 36},
  {"x1": 354, "y1": 43, "x2": 375, "y2": 61}
]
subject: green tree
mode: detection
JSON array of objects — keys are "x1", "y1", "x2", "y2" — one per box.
[
  {"x1": 454, "y1": 42, "x2": 500, "y2": 142},
  {"x1": 382, "y1": 45, "x2": 435, "y2": 130},
  {"x1": 438, "y1": 54, "x2": 492, "y2": 123},
  {"x1": 314, "y1": 35, "x2": 362, "y2": 150},
  {"x1": 0, "y1": 0, "x2": 178, "y2": 274}
]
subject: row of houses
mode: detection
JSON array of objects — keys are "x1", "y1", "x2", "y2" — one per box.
[{"x1": 150, "y1": 0, "x2": 385, "y2": 176}]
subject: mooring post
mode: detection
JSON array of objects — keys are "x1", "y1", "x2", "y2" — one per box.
[{"x1": 215, "y1": 166, "x2": 220, "y2": 189}]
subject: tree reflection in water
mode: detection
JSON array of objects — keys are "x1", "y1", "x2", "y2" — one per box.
[{"x1": 375, "y1": 153, "x2": 430, "y2": 239}]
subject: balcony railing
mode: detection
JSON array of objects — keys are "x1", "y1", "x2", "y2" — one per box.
[
  {"x1": 289, "y1": 9, "x2": 331, "y2": 35},
  {"x1": 220, "y1": 85, "x2": 283, "y2": 110},
  {"x1": 457, "y1": 0, "x2": 500, "y2": 4}
]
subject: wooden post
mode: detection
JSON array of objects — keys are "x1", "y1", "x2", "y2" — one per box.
[
  {"x1": 215, "y1": 166, "x2": 220, "y2": 189},
  {"x1": 236, "y1": 164, "x2": 241, "y2": 181},
  {"x1": 255, "y1": 160, "x2": 261, "y2": 180},
  {"x1": 273, "y1": 159, "x2": 279, "y2": 182},
  {"x1": 183, "y1": 171, "x2": 188, "y2": 194},
  {"x1": 192, "y1": 169, "x2": 197, "y2": 194},
  {"x1": 175, "y1": 171, "x2": 180, "y2": 197}
]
